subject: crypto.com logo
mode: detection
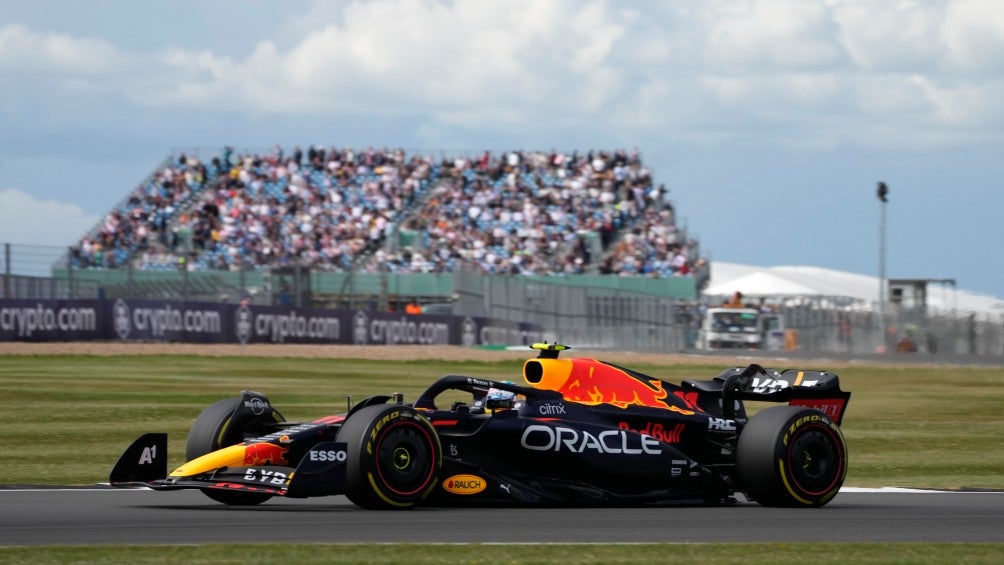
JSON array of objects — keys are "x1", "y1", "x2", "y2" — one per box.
[
  {"x1": 234, "y1": 305, "x2": 253, "y2": 345},
  {"x1": 352, "y1": 311, "x2": 369, "y2": 344},
  {"x1": 113, "y1": 299, "x2": 131, "y2": 340},
  {"x1": 461, "y1": 317, "x2": 478, "y2": 346}
]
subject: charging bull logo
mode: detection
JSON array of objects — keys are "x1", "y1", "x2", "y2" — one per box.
[
  {"x1": 525, "y1": 358, "x2": 694, "y2": 414},
  {"x1": 242, "y1": 443, "x2": 289, "y2": 466}
]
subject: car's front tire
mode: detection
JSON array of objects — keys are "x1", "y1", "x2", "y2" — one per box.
[
  {"x1": 736, "y1": 405, "x2": 847, "y2": 507},
  {"x1": 336, "y1": 404, "x2": 442, "y2": 509},
  {"x1": 186, "y1": 397, "x2": 274, "y2": 506}
]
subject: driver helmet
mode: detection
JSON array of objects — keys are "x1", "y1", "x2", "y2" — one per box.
[
  {"x1": 485, "y1": 387, "x2": 517, "y2": 410},
  {"x1": 475, "y1": 382, "x2": 523, "y2": 412}
]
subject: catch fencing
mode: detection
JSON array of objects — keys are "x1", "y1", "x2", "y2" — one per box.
[{"x1": 2, "y1": 242, "x2": 1002, "y2": 355}]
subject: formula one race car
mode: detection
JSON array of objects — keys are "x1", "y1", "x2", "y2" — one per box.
[{"x1": 110, "y1": 343, "x2": 850, "y2": 508}]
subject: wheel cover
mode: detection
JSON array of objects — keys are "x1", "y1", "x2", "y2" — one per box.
[
  {"x1": 393, "y1": 446, "x2": 411, "y2": 470},
  {"x1": 373, "y1": 420, "x2": 437, "y2": 497},
  {"x1": 786, "y1": 423, "x2": 844, "y2": 496}
]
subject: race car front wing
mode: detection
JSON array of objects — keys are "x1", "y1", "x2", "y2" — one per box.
[{"x1": 109, "y1": 433, "x2": 348, "y2": 498}]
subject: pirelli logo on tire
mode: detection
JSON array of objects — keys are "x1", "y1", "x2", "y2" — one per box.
[
  {"x1": 783, "y1": 413, "x2": 824, "y2": 446},
  {"x1": 366, "y1": 411, "x2": 401, "y2": 454}
]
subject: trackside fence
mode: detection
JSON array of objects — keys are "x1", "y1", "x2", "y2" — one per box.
[{"x1": 2, "y1": 242, "x2": 1002, "y2": 356}]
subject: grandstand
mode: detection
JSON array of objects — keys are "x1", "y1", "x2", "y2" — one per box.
[
  {"x1": 64, "y1": 147, "x2": 710, "y2": 289},
  {"x1": 4, "y1": 146, "x2": 1001, "y2": 355}
]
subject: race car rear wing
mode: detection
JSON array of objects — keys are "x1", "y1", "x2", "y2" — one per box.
[{"x1": 687, "y1": 364, "x2": 851, "y2": 425}]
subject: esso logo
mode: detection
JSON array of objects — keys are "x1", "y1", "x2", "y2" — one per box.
[{"x1": 308, "y1": 449, "x2": 347, "y2": 462}]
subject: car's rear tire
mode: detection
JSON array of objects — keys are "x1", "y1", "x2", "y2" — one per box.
[
  {"x1": 336, "y1": 404, "x2": 442, "y2": 509},
  {"x1": 186, "y1": 397, "x2": 274, "y2": 506},
  {"x1": 736, "y1": 406, "x2": 847, "y2": 507}
]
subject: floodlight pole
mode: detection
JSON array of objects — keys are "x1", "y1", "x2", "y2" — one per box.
[{"x1": 877, "y1": 182, "x2": 888, "y2": 348}]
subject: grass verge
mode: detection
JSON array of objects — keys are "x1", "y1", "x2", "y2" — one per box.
[{"x1": 0, "y1": 354, "x2": 1002, "y2": 488}]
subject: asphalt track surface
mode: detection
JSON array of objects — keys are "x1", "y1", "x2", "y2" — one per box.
[{"x1": 2, "y1": 487, "x2": 1002, "y2": 546}]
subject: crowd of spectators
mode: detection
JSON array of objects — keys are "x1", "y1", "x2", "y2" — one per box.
[
  {"x1": 149, "y1": 146, "x2": 440, "y2": 272},
  {"x1": 385, "y1": 149, "x2": 703, "y2": 278},
  {"x1": 69, "y1": 146, "x2": 707, "y2": 281},
  {"x1": 69, "y1": 155, "x2": 217, "y2": 269}
]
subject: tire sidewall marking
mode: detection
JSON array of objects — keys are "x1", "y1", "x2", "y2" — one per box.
[{"x1": 778, "y1": 415, "x2": 846, "y2": 504}]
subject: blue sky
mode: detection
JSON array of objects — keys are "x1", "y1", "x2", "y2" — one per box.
[{"x1": 1, "y1": 0, "x2": 1002, "y2": 298}]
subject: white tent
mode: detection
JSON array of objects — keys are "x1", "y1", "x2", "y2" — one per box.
[
  {"x1": 704, "y1": 271, "x2": 818, "y2": 297},
  {"x1": 705, "y1": 262, "x2": 1004, "y2": 316}
]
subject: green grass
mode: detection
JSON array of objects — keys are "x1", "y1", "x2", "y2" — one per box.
[
  {"x1": 1, "y1": 353, "x2": 1002, "y2": 559},
  {"x1": 1, "y1": 354, "x2": 1003, "y2": 488},
  {"x1": 2, "y1": 543, "x2": 1003, "y2": 564}
]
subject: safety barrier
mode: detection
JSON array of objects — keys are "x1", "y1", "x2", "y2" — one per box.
[{"x1": 0, "y1": 298, "x2": 542, "y2": 346}]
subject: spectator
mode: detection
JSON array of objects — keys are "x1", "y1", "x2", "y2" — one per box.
[
  {"x1": 69, "y1": 146, "x2": 708, "y2": 286},
  {"x1": 70, "y1": 153, "x2": 217, "y2": 270},
  {"x1": 724, "y1": 291, "x2": 744, "y2": 308}
]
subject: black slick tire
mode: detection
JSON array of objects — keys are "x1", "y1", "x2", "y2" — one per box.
[
  {"x1": 186, "y1": 397, "x2": 274, "y2": 506},
  {"x1": 336, "y1": 404, "x2": 442, "y2": 510},
  {"x1": 736, "y1": 405, "x2": 847, "y2": 507}
]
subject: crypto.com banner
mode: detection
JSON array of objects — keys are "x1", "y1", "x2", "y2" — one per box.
[
  {"x1": 0, "y1": 299, "x2": 104, "y2": 341},
  {"x1": 0, "y1": 299, "x2": 543, "y2": 347}
]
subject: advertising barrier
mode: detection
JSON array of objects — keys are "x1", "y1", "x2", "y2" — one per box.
[
  {"x1": 0, "y1": 299, "x2": 104, "y2": 341},
  {"x1": 0, "y1": 299, "x2": 544, "y2": 346}
]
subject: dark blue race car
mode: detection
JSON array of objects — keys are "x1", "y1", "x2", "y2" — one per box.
[{"x1": 111, "y1": 343, "x2": 850, "y2": 508}]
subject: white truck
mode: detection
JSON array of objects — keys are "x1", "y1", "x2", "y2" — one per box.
[{"x1": 698, "y1": 307, "x2": 763, "y2": 350}]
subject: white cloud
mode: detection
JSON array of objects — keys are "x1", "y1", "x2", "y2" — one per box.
[
  {"x1": 2, "y1": 0, "x2": 1003, "y2": 150},
  {"x1": 0, "y1": 23, "x2": 127, "y2": 74},
  {"x1": 705, "y1": 0, "x2": 845, "y2": 70},
  {"x1": 145, "y1": 0, "x2": 631, "y2": 120},
  {"x1": 0, "y1": 188, "x2": 99, "y2": 247},
  {"x1": 942, "y1": 0, "x2": 1004, "y2": 71},
  {"x1": 831, "y1": 1, "x2": 947, "y2": 72},
  {"x1": 911, "y1": 75, "x2": 999, "y2": 128}
]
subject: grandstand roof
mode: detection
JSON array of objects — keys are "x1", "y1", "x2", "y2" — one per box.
[{"x1": 705, "y1": 262, "x2": 1004, "y2": 316}]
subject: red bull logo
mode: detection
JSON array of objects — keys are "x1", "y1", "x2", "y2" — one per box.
[
  {"x1": 242, "y1": 442, "x2": 289, "y2": 466},
  {"x1": 618, "y1": 421, "x2": 685, "y2": 444},
  {"x1": 674, "y1": 390, "x2": 700, "y2": 410},
  {"x1": 525, "y1": 358, "x2": 693, "y2": 413}
]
